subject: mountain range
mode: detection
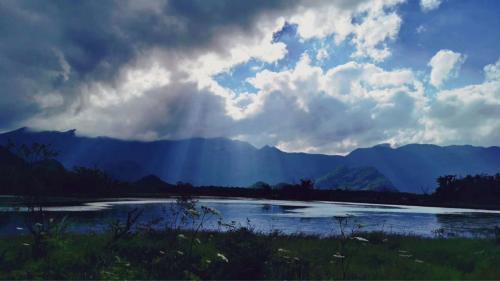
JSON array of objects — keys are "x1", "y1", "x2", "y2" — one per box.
[{"x1": 1, "y1": 127, "x2": 499, "y2": 193}]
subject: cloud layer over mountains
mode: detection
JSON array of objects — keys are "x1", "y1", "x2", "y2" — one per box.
[{"x1": 1, "y1": 0, "x2": 499, "y2": 154}]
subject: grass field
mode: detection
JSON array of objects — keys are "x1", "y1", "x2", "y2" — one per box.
[{"x1": 1, "y1": 228, "x2": 499, "y2": 280}]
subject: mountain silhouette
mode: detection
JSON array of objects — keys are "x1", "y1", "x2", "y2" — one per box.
[
  {"x1": 315, "y1": 166, "x2": 396, "y2": 192},
  {"x1": 1, "y1": 128, "x2": 499, "y2": 193}
]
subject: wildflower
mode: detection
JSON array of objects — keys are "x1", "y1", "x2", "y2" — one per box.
[
  {"x1": 353, "y1": 236, "x2": 369, "y2": 242},
  {"x1": 217, "y1": 253, "x2": 229, "y2": 263},
  {"x1": 205, "y1": 259, "x2": 211, "y2": 264},
  {"x1": 333, "y1": 252, "x2": 345, "y2": 259},
  {"x1": 187, "y1": 208, "x2": 200, "y2": 217},
  {"x1": 399, "y1": 254, "x2": 412, "y2": 258},
  {"x1": 201, "y1": 206, "x2": 220, "y2": 215}
]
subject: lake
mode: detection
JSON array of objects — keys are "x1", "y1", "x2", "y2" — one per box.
[{"x1": 1, "y1": 197, "x2": 500, "y2": 238}]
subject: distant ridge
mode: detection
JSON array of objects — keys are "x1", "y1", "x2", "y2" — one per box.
[
  {"x1": 1, "y1": 127, "x2": 499, "y2": 193},
  {"x1": 315, "y1": 166, "x2": 396, "y2": 192}
]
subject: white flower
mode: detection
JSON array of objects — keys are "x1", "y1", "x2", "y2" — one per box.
[
  {"x1": 333, "y1": 252, "x2": 345, "y2": 259},
  {"x1": 399, "y1": 254, "x2": 412, "y2": 258},
  {"x1": 187, "y1": 209, "x2": 200, "y2": 216},
  {"x1": 353, "y1": 236, "x2": 369, "y2": 242},
  {"x1": 217, "y1": 253, "x2": 229, "y2": 263}
]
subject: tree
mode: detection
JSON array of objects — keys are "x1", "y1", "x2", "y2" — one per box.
[
  {"x1": 6, "y1": 140, "x2": 58, "y2": 165},
  {"x1": 436, "y1": 175, "x2": 456, "y2": 190},
  {"x1": 251, "y1": 181, "x2": 272, "y2": 191},
  {"x1": 299, "y1": 179, "x2": 315, "y2": 190},
  {"x1": 6, "y1": 140, "x2": 61, "y2": 258}
]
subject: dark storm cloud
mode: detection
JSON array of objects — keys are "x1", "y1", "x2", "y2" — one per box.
[{"x1": 0, "y1": 0, "x2": 294, "y2": 129}]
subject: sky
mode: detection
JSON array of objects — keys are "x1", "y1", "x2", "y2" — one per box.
[{"x1": 1, "y1": 0, "x2": 499, "y2": 154}]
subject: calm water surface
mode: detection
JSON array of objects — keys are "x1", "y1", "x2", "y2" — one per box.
[{"x1": 1, "y1": 197, "x2": 500, "y2": 237}]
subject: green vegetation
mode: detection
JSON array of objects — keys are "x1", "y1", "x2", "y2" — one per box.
[
  {"x1": 0, "y1": 143, "x2": 130, "y2": 197},
  {"x1": 436, "y1": 174, "x2": 500, "y2": 205},
  {"x1": 1, "y1": 229, "x2": 499, "y2": 280},
  {"x1": 315, "y1": 165, "x2": 396, "y2": 192}
]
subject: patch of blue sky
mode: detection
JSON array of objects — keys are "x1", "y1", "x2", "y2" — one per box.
[
  {"x1": 215, "y1": 0, "x2": 500, "y2": 95},
  {"x1": 214, "y1": 22, "x2": 355, "y2": 94},
  {"x1": 270, "y1": 22, "x2": 306, "y2": 71},
  {"x1": 270, "y1": 22, "x2": 355, "y2": 71},
  {"x1": 212, "y1": 59, "x2": 261, "y2": 94},
  {"x1": 309, "y1": 35, "x2": 357, "y2": 70},
  {"x1": 381, "y1": 0, "x2": 500, "y2": 90},
  {"x1": 214, "y1": 23, "x2": 308, "y2": 93},
  {"x1": 214, "y1": 22, "x2": 307, "y2": 94}
]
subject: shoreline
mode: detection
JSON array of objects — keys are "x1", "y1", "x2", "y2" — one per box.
[{"x1": 2, "y1": 193, "x2": 500, "y2": 213}]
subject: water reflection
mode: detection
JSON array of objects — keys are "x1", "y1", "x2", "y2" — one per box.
[{"x1": 1, "y1": 198, "x2": 499, "y2": 238}]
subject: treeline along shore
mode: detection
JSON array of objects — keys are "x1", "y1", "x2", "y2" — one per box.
[{"x1": 1, "y1": 142, "x2": 500, "y2": 210}]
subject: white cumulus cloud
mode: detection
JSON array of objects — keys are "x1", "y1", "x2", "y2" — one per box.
[
  {"x1": 316, "y1": 47, "x2": 329, "y2": 61},
  {"x1": 428, "y1": 49, "x2": 467, "y2": 88},
  {"x1": 425, "y1": 59, "x2": 500, "y2": 146},
  {"x1": 484, "y1": 58, "x2": 500, "y2": 81},
  {"x1": 290, "y1": 0, "x2": 404, "y2": 62},
  {"x1": 420, "y1": 0, "x2": 442, "y2": 12},
  {"x1": 241, "y1": 54, "x2": 426, "y2": 153}
]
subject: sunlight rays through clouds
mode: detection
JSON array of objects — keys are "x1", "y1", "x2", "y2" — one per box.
[{"x1": 1, "y1": 0, "x2": 499, "y2": 154}]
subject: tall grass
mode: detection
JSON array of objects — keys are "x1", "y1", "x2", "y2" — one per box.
[
  {"x1": 1, "y1": 197, "x2": 499, "y2": 280},
  {"x1": 1, "y1": 230, "x2": 499, "y2": 280}
]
